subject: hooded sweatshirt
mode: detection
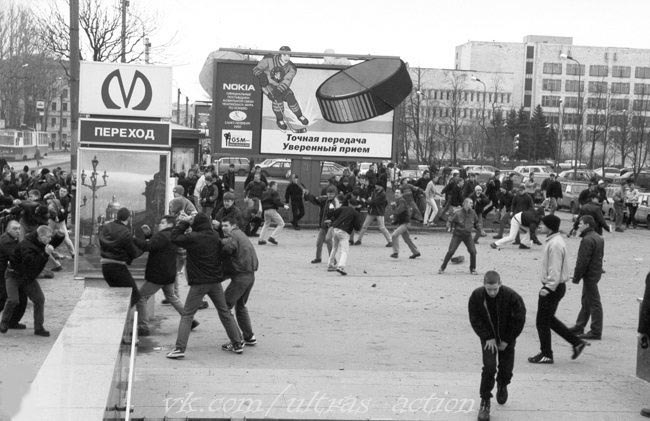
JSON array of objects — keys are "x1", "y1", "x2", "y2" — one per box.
[{"x1": 171, "y1": 213, "x2": 223, "y2": 284}]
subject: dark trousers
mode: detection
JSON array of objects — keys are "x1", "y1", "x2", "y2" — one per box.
[
  {"x1": 575, "y1": 280, "x2": 603, "y2": 335},
  {"x1": 102, "y1": 263, "x2": 140, "y2": 307},
  {"x1": 626, "y1": 204, "x2": 638, "y2": 227},
  {"x1": 290, "y1": 201, "x2": 305, "y2": 225},
  {"x1": 1, "y1": 275, "x2": 44, "y2": 331},
  {"x1": 440, "y1": 232, "x2": 477, "y2": 271},
  {"x1": 315, "y1": 227, "x2": 333, "y2": 260},
  {"x1": 480, "y1": 340, "x2": 515, "y2": 399},
  {"x1": 225, "y1": 272, "x2": 255, "y2": 341},
  {"x1": 536, "y1": 283, "x2": 581, "y2": 357},
  {"x1": 0, "y1": 277, "x2": 27, "y2": 326},
  {"x1": 245, "y1": 217, "x2": 262, "y2": 236}
]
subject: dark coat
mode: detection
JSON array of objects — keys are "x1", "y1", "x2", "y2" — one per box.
[
  {"x1": 546, "y1": 180, "x2": 563, "y2": 199},
  {"x1": 99, "y1": 220, "x2": 141, "y2": 264},
  {"x1": 171, "y1": 214, "x2": 223, "y2": 285},
  {"x1": 133, "y1": 227, "x2": 178, "y2": 285},
  {"x1": 221, "y1": 227, "x2": 258, "y2": 274},
  {"x1": 638, "y1": 272, "x2": 650, "y2": 335},
  {"x1": 305, "y1": 193, "x2": 337, "y2": 228},
  {"x1": 330, "y1": 206, "x2": 363, "y2": 234},
  {"x1": 8, "y1": 232, "x2": 50, "y2": 283},
  {"x1": 574, "y1": 202, "x2": 609, "y2": 235},
  {"x1": 0, "y1": 232, "x2": 19, "y2": 282},
  {"x1": 572, "y1": 228, "x2": 604, "y2": 283},
  {"x1": 468, "y1": 285, "x2": 526, "y2": 344},
  {"x1": 366, "y1": 187, "x2": 388, "y2": 216},
  {"x1": 510, "y1": 192, "x2": 534, "y2": 214}
]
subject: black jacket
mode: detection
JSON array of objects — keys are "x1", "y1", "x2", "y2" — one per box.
[
  {"x1": 171, "y1": 214, "x2": 223, "y2": 285},
  {"x1": 546, "y1": 180, "x2": 563, "y2": 199},
  {"x1": 261, "y1": 189, "x2": 283, "y2": 211},
  {"x1": 99, "y1": 220, "x2": 141, "y2": 265},
  {"x1": 468, "y1": 285, "x2": 526, "y2": 344},
  {"x1": 8, "y1": 232, "x2": 50, "y2": 283},
  {"x1": 366, "y1": 187, "x2": 388, "y2": 216},
  {"x1": 574, "y1": 202, "x2": 609, "y2": 235},
  {"x1": 0, "y1": 232, "x2": 19, "y2": 282},
  {"x1": 572, "y1": 228, "x2": 604, "y2": 283},
  {"x1": 638, "y1": 272, "x2": 650, "y2": 335},
  {"x1": 133, "y1": 227, "x2": 177, "y2": 285},
  {"x1": 306, "y1": 193, "x2": 337, "y2": 228},
  {"x1": 510, "y1": 192, "x2": 533, "y2": 214},
  {"x1": 285, "y1": 183, "x2": 304, "y2": 203},
  {"x1": 330, "y1": 206, "x2": 363, "y2": 234}
]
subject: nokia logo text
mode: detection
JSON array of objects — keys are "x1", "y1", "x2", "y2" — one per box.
[{"x1": 223, "y1": 83, "x2": 255, "y2": 91}]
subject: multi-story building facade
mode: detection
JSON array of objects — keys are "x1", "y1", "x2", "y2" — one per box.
[
  {"x1": 45, "y1": 85, "x2": 71, "y2": 150},
  {"x1": 456, "y1": 35, "x2": 650, "y2": 165}
]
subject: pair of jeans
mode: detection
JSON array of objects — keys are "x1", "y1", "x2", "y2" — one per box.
[
  {"x1": 357, "y1": 215, "x2": 391, "y2": 243},
  {"x1": 495, "y1": 214, "x2": 531, "y2": 248},
  {"x1": 102, "y1": 263, "x2": 140, "y2": 307},
  {"x1": 260, "y1": 209, "x2": 285, "y2": 240},
  {"x1": 224, "y1": 272, "x2": 255, "y2": 341},
  {"x1": 614, "y1": 202, "x2": 625, "y2": 229},
  {"x1": 1, "y1": 275, "x2": 44, "y2": 331},
  {"x1": 626, "y1": 203, "x2": 638, "y2": 227},
  {"x1": 479, "y1": 340, "x2": 515, "y2": 400},
  {"x1": 0, "y1": 277, "x2": 27, "y2": 326},
  {"x1": 440, "y1": 232, "x2": 477, "y2": 271},
  {"x1": 328, "y1": 228, "x2": 350, "y2": 269},
  {"x1": 175, "y1": 283, "x2": 242, "y2": 351},
  {"x1": 574, "y1": 280, "x2": 603, "y2": 336},
  {"x1": 315, "y1": 227, "x2": 333, "y2": 260},
  {"x1": 535, "y1": 283, "x2": 581, "y2": 357},
  {"x1": 137, "y1": 282, "x2": 185, "y2": 330},
  {"x1": 391, "y1": 223, "x2": 418, "y2": 254},
  {"x1": 424, "y1": 198, "x2": 439, "y2": 224}
]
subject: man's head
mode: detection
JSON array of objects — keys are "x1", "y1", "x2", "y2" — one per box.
[
  {"x1": 483, "y1": 271, "x2": 502, "y2": 297},
  {"x1": 549, "y1": 173, "x2": 556, "y2": 179},
  {"x1": 291, "y1": 174, "x2": 299, "y2": 184},
  {"x1": 159, "y1": 215, "x2": 176, "y2": 231},
  {"x1": 518, "y1": 184, "x2": 526, "y2": 194},
  {"x1": 221, "y1": 215, "x2": 239, "y2": 237},
  {"x1": 463, "y1": 197, "x2": 473, "y2": 210},
  {"x1": 36, "y1": 225, "x2": 53, "y2": 245},
  {"x1": 474, "y1": 185, "x2": 483, "y2": 194},
  {"x1": 541, "y1": 214, "x2": 561, "y2": 234},
  {"x1": 269, "y1": 181, "x2": 278, "y2": 191},
  {"x1": 326, "y1": 185, "x2": 337, "y2": 199},
  {"x1": 28, "y1": 189, "x2": 40, "y2": 201},
  {"x1": 578, "y1": 215, "x2": 596, "y2": 233},
  {"x1": 116, "y1": 207, "x2": 131, "y2": 223},
  {"x1": 228, "y1": 163, "x2": 235, "y2": 172},
  {"x1": 223, "y1": 192, "x2": 235, "y2": 208},
  {"x1": 253, "y1": 172, "x2": 261, "y2": 182},
  {"x1": 173, "y1": 185, "x2": 184, "y2": 197},
  {"x1": 457, "y1": 178, "x2": 465, "y2": 187},
  {"x1": 59, "y1": 187, "x2": 69, "y2": 197},
  {"x1": 5, "y1": 220, "x2": 20, "y2": 240},
  {"x1": 394, "y1": 188, "x2": 403, "y2": 199},
  {"x1": 205, "y1": 174, "x2": 214, "y2": 184},
  {"x1": 423, "y1": 171, "x2": 430, "y2": 179},
  {"x1": 279, "y1": 45, "x2": 291, "y2": 65}
]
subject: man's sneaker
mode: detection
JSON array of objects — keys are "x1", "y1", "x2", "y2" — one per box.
[
  {"x1": 493, "y1": 235, "x2": 503, "y2": 239},
  {"x1": 572, "y1": 340, "x2": 590, "y2": 360},
  {"x1": 298, "y1": 116, "x2": 309, "y2": 125},
  {"x1": 137, "y1": 327, "x2": 150, "y2": 337},
  {"x1": 409, "y1": 252, "x2": 421, "y2": 259},
  {"x1": 327, "y1": 266, "x2": 337, "y2": 272},
  {"x1": 222, "y1": 341, "x2": 244, "y2": 354},
  {"x1": 578, "y1": 331, "x2": 601, "y2": 340},
  {"x1": 244, "y1": 336, "x2": 257, "y2": 346},
  {"x1": 199, "y1": 301, "x2": 209, "y2": 310},
  {"x1": 385, "y1": 242, "x2": 392, "y2": 247},
  {"x1": 52, "y1": 265, "x2": 63, "y2": 272},
  {"x1": 34, "y1": 329, "x2": 50, "y2": 337},
  {"x1": 258, "y1": 240, "x2": 267, "y2": 245},
  {"x1": 470, "y1": 270, "x2": 479, "y2": 275},
  {"x1": 490, "y1": 243, "x2": 497, "y2": 249},
  {"x1": 0, "y1": 322, "x2": 8, "y2": 333},
  {"x1": 478, "y1": 398, "x2": 490, "y2": 421},
  {"x1": 161, "y1": 299, "x2": 171, "y2": 305},
  {"x1": 8, "y1": 323, "x2": 26, "y2": 330},
  {"x1": 528, "y1": 353, "x2": 553, "y2": 364},
  {"x1": 496, "y1": 384, "x2": 508, "y2": 405},
  {"x1": 191, "y1": 320, "x2": 200, "y2": 330},
  {"x1": 518, "y1": 244, "x2": 530, "y2": 249},
  {"x1": 276, "y1": 120, "x2": 287, "y2": 130},
  {"x1": 390, "y1": 253, "x2": 398, "y2": 258},
  {"x1": 354, "y1": 240, "x2": 362, "y2": 245},
  {"x1": 311, "y1": 258, "x2": 321, "y2": 264},
  {"x1": 438, "y1": 268, "x2": 444, "y2": 274},
  {"x1": 268, "y1": 237, "x2": 278, "y2": 245},
  {"x1": 166, "y1": 348, "x2": 185, "y2": 359},
  {"x1": 336, "y1": 268, "x2": 347, "y2": 276}
]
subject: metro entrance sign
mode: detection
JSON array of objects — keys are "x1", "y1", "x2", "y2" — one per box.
[{"x1": 80, "y1": 62, "x2": 172, "y2": 118}]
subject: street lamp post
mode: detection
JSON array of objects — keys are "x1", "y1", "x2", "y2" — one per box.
[
  {"x1": 80, "y1": 156, "x2": 108, "y2": 250},
  {"x1": 557, "y1": 98, "x2": 564, "y2": 164},
  {"x1": 472, "y1": 76, "x2": 487, "y2": 164},
  {"x1": 560, "y1": 54, "x2": 582, "y2": 178}
]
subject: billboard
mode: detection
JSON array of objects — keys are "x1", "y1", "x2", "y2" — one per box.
[{"x1": 213, "y1": 59, "x2": 395, "y2": 160}]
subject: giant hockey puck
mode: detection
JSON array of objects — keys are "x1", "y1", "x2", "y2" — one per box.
[{"x1": 316, "y1": 58, "x2": 412, "y2": 123}]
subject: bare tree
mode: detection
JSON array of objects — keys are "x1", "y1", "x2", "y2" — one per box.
[
  {"x1": 437, "y1": 72, "x2": 468, "y2": 165},
  {"x1": 630, "y1": 87, "x2": 650, "y2": 175}
]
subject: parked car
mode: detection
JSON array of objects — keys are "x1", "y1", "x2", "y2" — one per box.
[
  {"x1": 513, "y1": 165, "x2": 554, "y2": 180},
  {"x1": 259, "y1": 159, "x2": 292, "y2": 178},
  {"x1": 557, "y1": 169, "x2": 597, "y2": 183},
  {"x1": 558, "y1": 160, "x2": 587, "y2": 170},
  {"x1": 613, "y1": 171, "x2": 650, "y2": 191},
  {"x1": 358, "y1": 162, "x2": 373, "y2": 176},
  {"x1": 601, "y1": 185, "x2": 620, "y2": 221},
  {"x1": 635, "y1": 192, "x2": 650, "y2": 227},
  {"x1": 214, "y1": 156, "x2": 250, "y2": 176},
  {"x1": 594, "y1": 167, "x2": 620, "y2": 180},
  {"x1": 320, "y1": 161, "x2": 346, "y2": 182},
  {"x1": 465, "y1": 165, "x2": 498, "y2": 183},
  {"x1": 497, "y1": 171, "x2": 525, "y2": 187},
  {"x1": 558, "y1": 181, "x2": 587, "y2": 214}
]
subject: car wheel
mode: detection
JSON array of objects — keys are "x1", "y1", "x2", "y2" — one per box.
[{"x1": 237, "y1": 169, "x2": 246, "y2": 176}]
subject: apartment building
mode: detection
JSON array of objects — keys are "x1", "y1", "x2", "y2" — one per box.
[{"x1": 45, "y1": 86, "x2": 72, "y2": 150}]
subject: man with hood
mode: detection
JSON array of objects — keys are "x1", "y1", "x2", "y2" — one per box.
[
  {"x1": 167, "y1": 213, "x2": 243, "y2": 358},
  {"x1": 355, "y1": 184, "x2": 392, "y2": 247}
]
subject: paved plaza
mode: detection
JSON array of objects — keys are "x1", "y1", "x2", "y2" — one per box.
[{"x1": 2, "y1": 212, "x2": 650, "y2": 420}]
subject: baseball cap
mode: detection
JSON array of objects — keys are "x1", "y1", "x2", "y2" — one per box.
[{"x1": 173, "y1": 185, "x2": 184, "y2": 195}]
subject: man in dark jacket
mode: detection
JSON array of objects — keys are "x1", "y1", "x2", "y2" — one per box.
[
  {"x1": 355, "y1": 184, "x2": 392, "y2": 247},
  {"x1": 258, "y1": 181, "x2": 287, "y2": 245},
  {"x1": 285, "y1": 175, "x2": 305, "y2": 230},
  {"x1": 389, "y1": 188, "x2": 420, "y2": 259},
  {"x1": 0, "y1": 221, "x2": 27, "y2": 330},
  {"x1": 570, "y1": 193, "x2": 610, "y2": 236},
  {"x1": 221, "y1": 216, "x2": 259, "y2": 348},
  {"x1": 0, "y1": 225, "x2": 55, "y2": 336},
  {"x1": 638, "y1": 272, "x2": 650, "y2": 418},
  {"x1": 99, "y1": 207, "x2": 142, "y2": 307},
  {"x1": 469, "y1": 271, "x2": 526, "y2": 421},
  {"x1": 221, "y1": 163, "x2": 237, "y2": 193},
  {"x1": 545, "y1": 173, "x2": 563, "y2": 215},
  {"x1": 134, "y1": 215, "x2": 198, "y2": 336},
  {"x1": 482, "y1": 170, "x2": 501, "y2": 219},
  {"x1": 439, "y1": 197, "x2": 479, "y2": 274},
  {"x1": 568, "y1": 215, "x2": 605, "y2": 341},
  {"x1": 213, "y1": 192, "x2": 243, "y2": 237},
  {"x1": 305, "y1": 185, "x2": 337, "y2": 263},
  {"x1": 326, "y1": 196, "x2": 363, "y2": 275},
  {"x1": 167, "y1": 213, "x2": 243, "y2": 359}
]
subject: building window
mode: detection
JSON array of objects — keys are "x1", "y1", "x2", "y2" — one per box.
[
  {"x1": 51, "y1": 117, "x2": 57, "y2": 127},
  {"x1": 542, "y1": 95, "x2": 561, "y2": 107},
  {"x1": 62, "y1": 133, "x2": 68, "y2": 140},
  {"x1": 589, "y1": 65, "x2": 609, "y2": 77},
  {"x1": 587, "y1": 114, "x2": 607, "y2": 125},
  {"x1": 62, "y1": 89, "x2": 68, "y2": 98},
  {"x1": 587, "y1": 98, "x2": 607, "y2": 109},
  {"x1": 543, "y1": 62, "x2": 562, "y2": 74},
  {"x1": 633, "y1": 99, "x2": 650, "y2": 112},
  {"x1": 51, "y1": 102, "x2": 57, "y2": 111},
  {"x1": 62, "y1": 118, "x2": 68, "y2": 128},
  {"x1": 564, "y1": 113, "x2": 581, "y2": 124},
  {"x1": 610, "y1": 115, "x2": 628, "y2": 127},
  {"x1": 565, "y1": 80, "x2": 584, "y2": 92},
  {"x1": 564, "y1": 96, "x2": 579, "y2": 108},
  {"x1": 62, "y1": 102, "x2": 68, "y2": 112},
  {"x1": 635, "y1": 67, "x2": 650, "y2": 79},
  {"x1": 507, "y1": 94, "x2": 511, "y2": 103},
  {"x1": 612, "y1": 66, "x2": 631, "y2": 78},
  {"x1": 635, "y1": 84, "x2": 650, "y2": 95},
  {"x1": 611, "y1": 98, "x2": 629, "y2": 111},
  {"x1": 469, "y1": 109, "x2": 474, "y2": 118},
  {"x1": 470, "y1": 92, "x2": 474, "y2": 102},
  {"x1": 50, "y1": 133, "x2": 56, "y2": 140},
  {"x1": 525, "y1": 62, "x2": 533, "y2": 74},
  {"x1": 526, "y1": 46, "x2": 534, "y2": 59},
  {"x1": 611, "y1": 82, "x2": 630, "y2": 94},
  {"x1": 464, "y1": 92, "x2": 468, "y2": 101},
  {"x1": 524, "y1": 94, "x2": 532, "y2": 107},
  {"x1": 542, "y1": 79, "x2": 561, "y2": 91},
  {"x1": 566, "y1": 63, "x2": 585, "y2": 76},
  {"x1": 446, "y1": 91, "x2": 451, "y2": 100},
  {"x1": 588, "y1": 81, "x2": 608, "y2": 94}
]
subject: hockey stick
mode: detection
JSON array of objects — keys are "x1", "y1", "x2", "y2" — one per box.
[{"x1": 283, "y1": 111, "x2": 307, "y2": 133}]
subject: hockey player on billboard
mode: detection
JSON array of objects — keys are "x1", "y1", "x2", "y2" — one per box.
[{"x1": 253, "y1": 46, "x2": 309, "y2": 133}]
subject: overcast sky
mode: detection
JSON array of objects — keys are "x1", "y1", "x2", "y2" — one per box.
[{"x1": 29, "y1": 0, "x2": 650, "y2": 101}]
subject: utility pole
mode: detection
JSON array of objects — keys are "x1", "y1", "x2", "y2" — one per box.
[
  {"x1": 185, "y1": 96, "x2": 189, "y2": 127},
  {"x1": 70, "y1": 0, "x2": 80, "y2": 221},
  {"x1": 121, "y1": 0, "x2": 128, "y2": 63},
  {"x1": 176, "y1": 89, "x2": 181, "y2": 124}
]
